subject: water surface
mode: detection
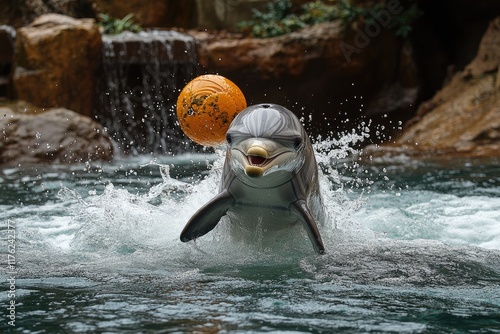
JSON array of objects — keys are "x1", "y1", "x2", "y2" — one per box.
[{"x1": 1, "y1": 148, "x2": 499, "y2": 333}]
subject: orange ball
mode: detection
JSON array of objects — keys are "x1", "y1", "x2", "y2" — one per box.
[{"x1": 176, "y1": 74, "x2": 247, "y2": 147}]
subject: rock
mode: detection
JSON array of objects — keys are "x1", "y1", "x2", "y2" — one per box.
[
  {"x1": 12, "y1": 14, "x2": 102, "y2": 117},
  {"x1": 0, "y1": 0, "x2": 95, "y2": 28},
  {"x1": 463, "y1": 17, "x2": 500, "y2": 78},
  {"x1": 101, "y1": 30, "x2": 197, "y2": 64},
  {"x1": 374, "y1": 17, "x2": 500, "y2": 158},
  {"x1": 191, "y1": 21, "x2": 419, "y2": 137},
  {"x1": 0, "y1": 104, "x2": 114, "y2": 166}
]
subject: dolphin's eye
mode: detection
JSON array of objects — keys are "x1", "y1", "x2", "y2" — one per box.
[
  {"x1": 226, "y1": 134, "x2": 232, "y2": 144},
  {"x1": 294, "y1": 138, "x2": 303, "y2": 150}
]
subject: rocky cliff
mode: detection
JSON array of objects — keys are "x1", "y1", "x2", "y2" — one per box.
[{"x1": 373, "y1": 17, "x2": 500, "y2": 158}]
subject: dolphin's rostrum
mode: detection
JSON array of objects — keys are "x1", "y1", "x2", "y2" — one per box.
[{"x1": 180, "y1": 104, "x2": 326, "y2": 254}]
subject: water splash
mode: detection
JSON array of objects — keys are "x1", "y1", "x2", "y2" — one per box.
[
  {"x1": 39, "y1": 131, "x2": 374, "y2": 270},
  {"x1": 9, "y1": 128, "x2": 500, "y2": 288}
]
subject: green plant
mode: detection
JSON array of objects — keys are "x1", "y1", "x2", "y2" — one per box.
[
  {"x1": 98, "y1": 13, "x2": 142, "y2": 35},
  {"x1": 387, "y1": 3, "x2": 423, "y2": 37},
  {"x1": 336, "y1": 0, "x2": 377, "y2": 28},
  {"x1": 300, "y1": 0, "x2": 339, "y2": 24},
  {"x1": 253, "y1": 0, "x2": 293, "y2": 21},
  {"x1": 238, "y1": 0, "x2": 423, "y2": 39},
  {"x1": 238, "y1": 0, "x2": 303, "y2": 38}
]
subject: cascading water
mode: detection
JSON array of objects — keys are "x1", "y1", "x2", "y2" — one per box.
[{"x1": 93, "y1": 30, "x2": 199, "y2": 155}]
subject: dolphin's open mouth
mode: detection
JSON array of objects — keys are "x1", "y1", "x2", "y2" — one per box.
[{"x1": 248, "y1": 155, "x2": 272, "y2": 167}]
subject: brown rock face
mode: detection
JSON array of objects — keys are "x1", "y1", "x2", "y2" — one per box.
[
  {"x1": 0, "y1": 0, "x2": 94, "y2": 27},
  {"x1": 0, "y1": 105, "x2": 114, "y2": 166},
  {"x1": 91, "y1": 0, "x2": 195, "y2": 29},
  {"x1": 385, "y1": 17, "x2": 500, "y2": 157},
  {"x1": 13, "y1": 14, "x2": 102, "y2": 117},
  {"x1": 192, "y1": 21, "x2": 419, "y2": 137}
]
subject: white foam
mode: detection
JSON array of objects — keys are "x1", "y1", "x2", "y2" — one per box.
[{"x1": 355, "y1": 191, "x2": 500, "y2": 251}]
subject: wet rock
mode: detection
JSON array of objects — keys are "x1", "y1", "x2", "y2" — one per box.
[
  {"x1": 373, "y1": 17, "x2": 500, "y2": 158},
  {"x1": 463, "y1": 16, "x2": 500, "y2": 78},
  {"x1": 12, "y1": 14, "x2": 102, "y2": 117},
  {"x1": 0, "y1": 104, "x2": 114, "y2": 166}
]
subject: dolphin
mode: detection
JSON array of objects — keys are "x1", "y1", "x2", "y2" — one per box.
[{"x1": 180, "y1": 103, "x2": 326, "y2": 254}]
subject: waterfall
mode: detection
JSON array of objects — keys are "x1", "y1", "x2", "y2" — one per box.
[{"x1": 94, "y1": 30, "x2": 199, "y2": 155}]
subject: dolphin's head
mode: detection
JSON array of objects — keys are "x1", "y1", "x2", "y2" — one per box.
[{"x1": 225, "y1": 104, "x2": 308, "y2": 188}]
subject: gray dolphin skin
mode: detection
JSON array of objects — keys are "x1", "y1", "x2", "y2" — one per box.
[{"x1": 180, "y1": 103, "x2": 326, "y2": 254}]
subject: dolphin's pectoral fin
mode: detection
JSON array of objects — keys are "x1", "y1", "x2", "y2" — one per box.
[
  {"x1": 180, "y1": 189, "x2": 235, "y2": 242},
  {"x1": 291, "y1": 200, "x2": 325, "y2": 254}
]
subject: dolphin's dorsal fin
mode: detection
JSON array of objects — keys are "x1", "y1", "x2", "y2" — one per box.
[
  {"x1": 180, "y1": 189, "x2": 235, "y2": 242},
  {"x1": 291, "y1": 200, "x2": 325, "y2": 254}
]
